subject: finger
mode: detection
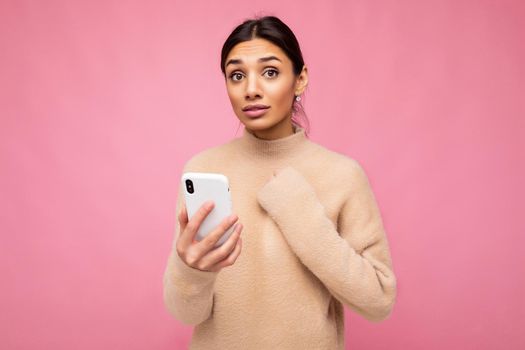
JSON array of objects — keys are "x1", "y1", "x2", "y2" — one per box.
[
  {"x1": 175, "y1": 204, "x2": 190, "y2": 256},
  {"x1": 178, "y1": 200, "x2": 214, "y2": 248},
  {"x1": 178, "y1": 203, "x2": 188, "y2": 232},
  {"x1": 200, "y1": 223, "x2": 243, "y2": 267},
  {"x1": 197, "y1": 213, "x2": 238, "y2": 254},
  {"x1": 211, "y1": 235, "x2": 242, "y2": 272}
]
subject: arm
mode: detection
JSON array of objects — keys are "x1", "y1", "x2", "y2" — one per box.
[
  {"x1": 162, "y1": 172, "x2": 219, "y2": 325},
  {"x1": 256, "y1": 162, "x2": 397, "y2": 322}
]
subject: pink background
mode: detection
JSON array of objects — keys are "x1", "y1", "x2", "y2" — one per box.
[{"x1": 1, "y1": 1, "x2": 523, "y2": 349}]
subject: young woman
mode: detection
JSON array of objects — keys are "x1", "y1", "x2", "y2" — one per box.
[{"x1": 163, "y1": 15, "x2": 397, "y2": 349}]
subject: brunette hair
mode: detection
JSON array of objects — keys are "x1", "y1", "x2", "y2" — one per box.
[{"x1": 220, "y1": 15, "x2": 310, "y2": 136}]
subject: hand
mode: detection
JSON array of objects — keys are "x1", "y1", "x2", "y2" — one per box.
[{"x1": 175, "y1": 201, "x2": 243, "y2": 272}]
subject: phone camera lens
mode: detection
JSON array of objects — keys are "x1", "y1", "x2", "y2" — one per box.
[{"x1": 185, "y1": 179, "x2": 194, "y2": 194}]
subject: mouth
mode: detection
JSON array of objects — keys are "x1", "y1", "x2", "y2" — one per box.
[
  {"x1": 242, "y1": 106, "x2": 270, "y2": 118},
  {"x1": 242, "y1": 104, "x2": 270, "y2": 111}
]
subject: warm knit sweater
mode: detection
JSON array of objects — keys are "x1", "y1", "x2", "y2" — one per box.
[{"x1": 163, "y1": 125, "x2": 397, "y2": 349}]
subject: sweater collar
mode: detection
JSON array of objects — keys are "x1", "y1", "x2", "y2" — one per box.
[{"x1": 239, "y1": 124, "x2": 308, "y2": 160}]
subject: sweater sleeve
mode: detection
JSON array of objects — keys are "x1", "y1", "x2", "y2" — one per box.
[
  {"x1": 162, "y1": 171, "x2": 219, "y2": 325},
  {"x1": 256, "y1": 163, "x2": 397, "y2": 322}
]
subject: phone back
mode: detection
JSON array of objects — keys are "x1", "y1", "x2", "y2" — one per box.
[{"x1": 181, "y1": 172, "x2": 234, "y2": 247}]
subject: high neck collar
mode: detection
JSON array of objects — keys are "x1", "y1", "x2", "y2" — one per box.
[{"x1": 238, "y1": 124, "x2": 308, "y2": 160}]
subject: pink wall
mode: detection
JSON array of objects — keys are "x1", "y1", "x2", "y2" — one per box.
[{"x1": 1, "y1": 1, "x2": 523, "y2": 349}]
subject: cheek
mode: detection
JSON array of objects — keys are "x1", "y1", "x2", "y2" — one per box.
[
  {"x1": 266, "y1": 75, "x2": 294, "y2": 97},
  {"x1": 267, "y1": 84, "x2": 293, "y2": 106},
  {"x1": 226, "y1": 87, "x2": 241, "y2": 104}
]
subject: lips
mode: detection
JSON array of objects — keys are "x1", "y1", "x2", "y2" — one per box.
[
  {"x1": 243, "y1": 106, "x2": 270, "y2": 118},
  {"x1": 242, "y1": 104, "x2": 270, "y2": 111}
]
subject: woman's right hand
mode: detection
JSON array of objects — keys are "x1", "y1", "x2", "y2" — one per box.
[{"x1": 175, "y1": 200, "x2": 243, "y2": 272}]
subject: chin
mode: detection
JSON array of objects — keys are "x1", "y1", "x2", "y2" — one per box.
[
  {"x1": 235, "y1": 107, "x2": 289, "y2": 132},
  {"x1": 236, "y1": 113, "x2": 263, "y2": 125},
  {"x1": 239, "y1": 118, "x2": 277, "y2": 131}
]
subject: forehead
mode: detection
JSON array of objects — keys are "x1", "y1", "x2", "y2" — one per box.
[{"x1": 226, "y1": 38, "x2": 289, "y2": 65}]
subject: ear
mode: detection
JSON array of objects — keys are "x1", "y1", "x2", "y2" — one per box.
[{"x1": 294, "y1": 65, "x2": 309, "y2": 95}]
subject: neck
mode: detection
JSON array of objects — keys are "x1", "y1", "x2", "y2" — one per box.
[
  {"x1": 247, "y1": 117, "x2": 294, "y2": 140},
  {"x1": 239, "y1": 123, "x2": 308, "y2": 160}
]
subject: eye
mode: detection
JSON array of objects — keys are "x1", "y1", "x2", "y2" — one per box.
[
  {"x1": 228, "y1": 68, "x2": 279, "y2": 82},
  {"x1": 264, "y1": 69, "x2": 279, "y2": 78},
  {"x1": 230, "y1": 72, "x2": 243, "y2": 82}
]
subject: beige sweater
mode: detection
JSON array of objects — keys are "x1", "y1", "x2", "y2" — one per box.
[{"x1": 163, "y1": 125, "x2": 397, "y2": 349}]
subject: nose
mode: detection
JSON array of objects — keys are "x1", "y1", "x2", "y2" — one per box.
[{"x1": 245, "y1": 73, "x2": 262, "y2": 100}]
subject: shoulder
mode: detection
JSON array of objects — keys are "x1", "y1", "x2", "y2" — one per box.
[
  {"x1": 302, "y1": 140, "x2": 375, "y2": 200},
  {"x1": 181, "y1": 138, "x2": 239, "y2": 172},
  {"x1": 307, "y1": 144, "x2": 378, "y2": 211},
  {"x1": 306, "y1": 140, "x2": 368, "y2": 180}
]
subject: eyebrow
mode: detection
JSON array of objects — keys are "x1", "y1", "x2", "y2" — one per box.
[{"x1": 225, "y1": 55, "x2": 282, "y2": 68}]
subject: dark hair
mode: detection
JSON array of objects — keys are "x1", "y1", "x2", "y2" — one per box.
[{"x1": 220, "y1": 15, "x2": 310, "y2": 136}]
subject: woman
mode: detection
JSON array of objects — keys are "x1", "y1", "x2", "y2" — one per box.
[{"x1": 163, "y1": 15, "x2": 397, "y2": 349}]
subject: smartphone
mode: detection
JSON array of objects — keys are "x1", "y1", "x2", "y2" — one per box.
[{"x1": 181, "y1": 172, "x2": 234, "y2": 247}]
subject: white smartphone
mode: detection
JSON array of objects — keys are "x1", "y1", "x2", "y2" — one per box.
[{"x1": 181, "y1": 172, "x2": 234, "y2": 247}]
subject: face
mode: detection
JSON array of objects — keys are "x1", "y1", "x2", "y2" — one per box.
[{"x1": 224, "y1": 38, "x2": 308, "y2": 140}]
